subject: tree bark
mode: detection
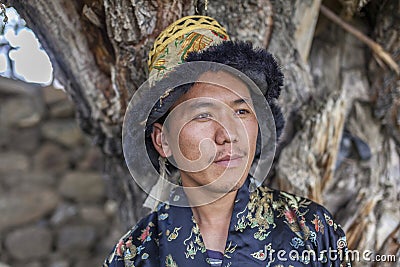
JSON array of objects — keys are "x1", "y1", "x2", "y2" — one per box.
[{"x1": 8, "y1": 0, "x2": 399, "y2": 265}]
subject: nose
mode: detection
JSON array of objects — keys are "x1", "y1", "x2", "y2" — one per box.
[{"x1": 215, "y1": 117, "x2": 239, "y2": 145}]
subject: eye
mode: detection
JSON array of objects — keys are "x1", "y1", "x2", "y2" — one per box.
[
  {"x1": 235, "y1": 109, "x2": 251, "y2": 116},
  {"x1": 194, "y1": 113, "x2": 212, "y2": 121}
]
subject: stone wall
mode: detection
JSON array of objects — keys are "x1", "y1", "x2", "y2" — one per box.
[{"x1": 0, "y1": 79, "x2": 124, "y2": 267}]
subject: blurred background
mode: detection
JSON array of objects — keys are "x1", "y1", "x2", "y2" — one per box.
[{"x1": 0, "y1": 7, "x2": 122, "y2": 267}]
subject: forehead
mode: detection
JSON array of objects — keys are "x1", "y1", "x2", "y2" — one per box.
[{"x1": 173, "y1": 70, "x2": 251, "y2": 106}]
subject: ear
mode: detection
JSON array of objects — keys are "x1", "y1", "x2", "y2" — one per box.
[{"x1": 151, "y1": 123, "x2": 172, "y2": 158}]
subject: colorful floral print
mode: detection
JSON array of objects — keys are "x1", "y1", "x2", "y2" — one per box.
[{"x1": 104, "y1": 178, "x2": 351, "y2": 267}]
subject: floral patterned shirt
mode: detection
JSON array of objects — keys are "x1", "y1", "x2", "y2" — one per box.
[{"x1": 104, "y1": 178, "x2": 351, "y2": 267}]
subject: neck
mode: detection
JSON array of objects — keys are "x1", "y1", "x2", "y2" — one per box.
[
  {"x1": 190, "y1": 190, "x2": 237, "y2": 225},
  {"x1": 186, "y1": 189, "x2": 237, "y2": 252}
]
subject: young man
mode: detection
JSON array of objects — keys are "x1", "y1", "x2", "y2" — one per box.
[{"x1": 104, "y1": 16, "x2": 351, "y2": 267}]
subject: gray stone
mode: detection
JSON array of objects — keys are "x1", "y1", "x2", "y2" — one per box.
[
  {"x1": 0, "y1": 124, "x2": 9, "y2": 149},
  {"x1": 75, "y1": 257, "x2": 105, "y2": 267},
  {"x1": 5, "y1": 226, "x2": 52, "y2": 260},
  {"x1": 0, "y1": 188, "x2": 59, "y2": 231},
  {"x1": 48, "y1": 261, "x2": 69, "y2": 267},
  {"x1": 0, "y1": 152, "x2": 30, "y2": 173},
  {"x1": 2, "y1": 171, "x2": 56, "y2": 188},
  {"x1": 96, "y1": 225, "x2": 124, "y2": 256},
  {"x1": 42, "y1": 86, "x2": 67, "y2": 105},
  {"x1": 33, "y1": 143, "x2": 69, "y2": 173},
  {"x1": 77, "y1": 146, "x2": 103, "y2": 171},
  {"x1": 49, "y1": 100, "x2": 75, "y2": 118},
  {"x1": 50, "y1": 203, "x2": 78, "y2": 226},
  {"x1": 47, "y1": 253, "x2": 71, "y2": 267},
  {"x1": 104, "y1": 200, "x2": 118, "y2": 217},
  {"x1": 79, "y1": 205, "x2": 107, "y2": 225},
  {"x1": 0, "y1": 97, "x2": 43, "y2": 128},
  {"x1": 0, "y1": 238, "x2": 3, "y2": 259},
  {"x1": 57, "y1": 225, "x2": 96, "y2": 252},
  {"x1": 68, "y1": 146, "x2": 87, "y2": 168},
  {"x1": 14, "y1": 262, "x2": 42, "y2": 267},
  {"x1": 59, "y1": 172, "x2": 105, "y2": 203},
  {"x1": 41, "y1": 120, "x2": 84, "y2": 148},
  {"x1": 0, "y1": 183, "x2": 4, "y2": 195},
  {"x1": 0, "y1": 262, "x2": 11, "y2": 267},
  {"x1": 8, "y1": 126, "x2": 41, "y2": 152}
]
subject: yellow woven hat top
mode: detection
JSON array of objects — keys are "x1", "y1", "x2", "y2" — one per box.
[{"x1": 148, "y1": 15, "x2": 229, "y2": 83}]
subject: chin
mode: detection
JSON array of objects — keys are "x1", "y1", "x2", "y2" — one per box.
[{"x1": 207, "y1": 178, "x2": 245, "y2": 194}]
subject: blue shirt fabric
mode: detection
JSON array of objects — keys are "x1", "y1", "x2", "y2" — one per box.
[
  {"x1": 206, "y1": 249, "x2": 224, "y2": 267},
  {"x1": 103, "y1": 178, "x2": 351, "y2": 267}
]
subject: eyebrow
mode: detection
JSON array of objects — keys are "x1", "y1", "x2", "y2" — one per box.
[
  {"x1": 232, "y1": 97, "x2": 251, "y2": 105},
  {"x1": 188, "y1": 97, "x2": 252, "y2": 110},
  {"x1": 188, "y1": 101, "x2": 215, "y2": 110}
]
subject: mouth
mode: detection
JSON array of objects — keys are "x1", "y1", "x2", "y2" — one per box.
[{"x1": 214, "y1": 154, "x2": 244, "y2": 168}]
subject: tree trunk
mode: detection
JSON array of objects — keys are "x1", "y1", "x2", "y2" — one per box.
[{"x1": 8, "y1": 0, "x2": 399, "y2": 265}]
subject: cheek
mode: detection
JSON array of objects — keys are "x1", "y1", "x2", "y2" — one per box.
[
  {"x1": 244, "y1": 119, "x2": 259, "y2": 150},
  {"x1": 177, "y1": 125, "x2": 212, "y2": 160}
]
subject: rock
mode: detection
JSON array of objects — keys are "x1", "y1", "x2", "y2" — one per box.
[
  {"x1": 0, "y1": 123, "x2": 8, "y2": 148},
  {"x1": 50, "y1": 203, "x2": 78, "y2": 226},
  {"x1": 0, "y1": 188, "x2": 59, "y2": 231},
  {"x1": 14, "y1": 262, "x2": 42, "y2": 267},
  {"x1": 79, "y1": 205, "x2": 107, "y2": 225},
  {"x1": 49, "y1": 100, "x2": 75, "y2": 118},
  {"x1": 8, "y1": 126, "x2": 41, "y2": 152},
  {"x1": 42, "y1": 86, "x2": 68, "y2": 105},
  {"x1": 48, "y1": 261, "x2": 70, "y2": 267},
  {"x1": 0, "y1": 124, "x2": 41, "y2": 152},
  {"x1": 57, "y1": 225, "x2": 96, "y2": 252},
  {"x1": 41, "y1": 120, "x2": 84, "y2": 148},
  {"x1": 59, "y1": 172, "x2": 105, "y2": 203},
  {"x1": 33, "y1": 143, "x2": 69, "y2": 173},
  {"x1": 2, "y1": 171, "x2": 56, "y2": 188},
  {"x1": 5, "y1": 226, "x2": 52, "y2": 260},
  {"x1": 0, "y1": 97, "x2": 43, "y2": 128},
  {"x1": 0, "y1": 183, "x2": 4, "y2": 195},
  {"x1": 78, "y1": 146, "x2": 103, "y2": 171},
  {"x1": 47, "y1": 253, "x2": 71, "y2": 267},
  {"x1": 68, "y1": 146, "x2": 87, "y2": 169},
  {"x1": 0, "y1": 262, "x2": 11, "y2": 267},
  {"x1": 104, "y1": 200, "x2": 118, "y2": 217},
  {"x1": 75, "y1": 257, "x2": 105, "y2": 267},
  {"x1": 0, "y1": 152, "x2": 30, "y2": 173},
  {"x1": 96, "y1": 224, "x2": 123, "y2": 256}
]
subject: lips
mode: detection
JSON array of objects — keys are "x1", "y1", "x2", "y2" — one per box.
[{"x1": 214, "y1": 154, "x2": 244, "y2": 168}]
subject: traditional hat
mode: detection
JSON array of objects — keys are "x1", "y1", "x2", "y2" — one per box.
[
  {"x1": 148, "y1": 15, "x2": 229, "y2": 83},
  {"x1": 122, "y1": 15, "x2": 284, "y2": 209}
]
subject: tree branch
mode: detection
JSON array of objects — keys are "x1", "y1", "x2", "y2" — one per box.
[{"x1": 320, "y1": 4, "x2": 400, "y2": 75}]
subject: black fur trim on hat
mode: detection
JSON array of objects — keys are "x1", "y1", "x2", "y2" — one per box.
[
  {"x1": 186, "y1": 41, "x2": 285, "y2": 139},
  {"x1": 186, "y1": 41, "x2": 284, "y2": 101},
  {"x1": 269, "y1": 100, "x2": 285, "y2": 139}
]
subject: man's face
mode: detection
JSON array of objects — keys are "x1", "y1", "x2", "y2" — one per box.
[{"x1": 154, "y1": 71, "x2": 258, "y2": 199}]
